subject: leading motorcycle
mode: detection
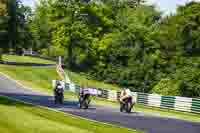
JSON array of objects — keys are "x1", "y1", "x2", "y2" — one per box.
[
  {"x1": 79, "y1": 94, "x2": 91, "y2": 109},
  {"x1": 120, "y1": 97, "x2": 134, "y2": 113},
  {"x1": 54, "y1": 87, "x2": 64, "y2": 104}
]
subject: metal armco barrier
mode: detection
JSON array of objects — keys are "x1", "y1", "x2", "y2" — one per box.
[
  {"x1": 137, "y1": 93, "x2": 148, "y2": 105},
  {"x1": 192, "y1": 98, "x2": 200, "y2": 113},
  {"x1": 52, "y1": 80, "x2": 200, "y2": 114}
]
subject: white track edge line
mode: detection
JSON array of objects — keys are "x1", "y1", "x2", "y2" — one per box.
[{"x1": 0, "y1": 72, "x2": 50, "y2": 95}]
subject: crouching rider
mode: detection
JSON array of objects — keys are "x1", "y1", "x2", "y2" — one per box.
[
  {"x1": 54, "y1": 82, "x2": 64, "y2": 104},
  {"x1": 119, "y1": 88, "x2": 135, "y2": 112},
  {"x1": 78, "y1": 86, "x2": 91, "y2": 109}
]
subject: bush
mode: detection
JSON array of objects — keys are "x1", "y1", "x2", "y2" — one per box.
[{"x1": 151, "y1": 78, "x2": 181, "y2": 96}]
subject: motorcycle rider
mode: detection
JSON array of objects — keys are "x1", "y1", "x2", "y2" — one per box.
[
  {"x1": 54, "y1": 81, "x2": 64, "y2": 104},
  {"x1": 119, "y1": 88, "x2": 135, "y2": 112},
  {"x1": 78, "y1": 86, "x2": 91, "y2": 108},
  {"x1": 120, "y1": 88, "x2": 132, "y2": 103}
]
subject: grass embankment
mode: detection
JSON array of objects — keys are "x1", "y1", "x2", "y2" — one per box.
[
  {"x1": 0, "y1": 64, "x2": 200, "y2": 122},
  {"x1": 1, "y1": 54, "x2": 120, "y2": 90},
  {"x1": 0, "y1": 65, "x2": 58, "y2": 94},
  {"x1": 65, "y1": 70, "x2": 120, "y2": 90},
  {"x1": 2, "y1": 54, "x2": 56, "y2": 64},
  {"x1": 0, "y1": 96, "x2": 141, "y2": 133},
  {"x1": 0, "y1": 64, "x2": 119, "y2": 92}
]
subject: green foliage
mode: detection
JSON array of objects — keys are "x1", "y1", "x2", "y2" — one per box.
[
  {"x1": 30, "y1": 0, "x2": 51, "y2": 52},
  {"x1": 3, "y1": 0, "x2": 34, "y2": 53},
  {"x1": 14, "y1": 1, "x2": 200, "y2": 97},
  {"x1": 152, "y1": 78, "x2": 181, "y2": 96},
  {"x1": 90, "y1": 5, "x2": 161, "y2": 92},
  {"x1": 0, "y1": 0, "x2": 7, "y2": 16},
  {"x1": 0, "y1": 0, "x2": 9, "y2": 49}
]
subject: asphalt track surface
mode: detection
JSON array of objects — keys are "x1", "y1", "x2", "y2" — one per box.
[{"x1": 0, "y1": 74, "x2": 200, "y2": 133}]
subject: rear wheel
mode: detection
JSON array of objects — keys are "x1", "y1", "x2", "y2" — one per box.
[
  {"x1": 120, "y1": 103, "x2": 124, "y2": 112},
  {"x1": 79, "y1": 95, "x2": 90, "y2": 109},
  {"x1": 54, "y1": 97, "x2": 57, "y2": 104}
]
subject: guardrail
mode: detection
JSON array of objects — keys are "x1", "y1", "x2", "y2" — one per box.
[{"x1": 52, "y1": 80, "x2": 200, "y2": 114}]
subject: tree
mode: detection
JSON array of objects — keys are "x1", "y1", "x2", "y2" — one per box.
[
  {"x1": 16, "y1": 2, "x2": 33, "y2": 53},
  {"x1": 30, "y1": 0, "x2": 200, "y2": 97},
  {"x1": 0, "y1": 0, "x2": 8, "y2": 16},
  {"x1": 6, "y1": 0, "x2": 33, "y2": 54},
  {"x1": 29, "y1": 0, "x2": 52, "y2": 55},
  {"x1": 0, "y1": 0, "x2": 9, "y2": 51},
  {"x1": 150, "y1": 2, "x2": 200, "y2": 97},
  {"x1": 8, "y1": 0, "x2": 17, "y2": 51},
  {"x1": 91, "y1": 5, "x2": 161, "y2": 91},
  {"x1": 48, "y1": 0, "x2": 96, "y2": 68}
]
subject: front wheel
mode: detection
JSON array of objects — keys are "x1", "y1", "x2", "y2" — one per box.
[
  {"x1": 54, "y1": 96, "x2": 58, "y2": 104},
  {"x1": 59, "y1": 95, "x2": 64, "y2": 104},
  {"x1": 125, "y1": 102, "x2": 132, "y2": 113},
  {"x1": 83, "y1": 100, "x2": 89, "y2": 109},
  {"x1": 79, "y1": 95, "x2": 90, "y2": 109},
  {"x1": 55, "y1": 94, "x2": 63, "y2": 104}
]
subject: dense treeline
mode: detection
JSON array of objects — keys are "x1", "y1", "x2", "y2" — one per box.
[
  {"x1": 1, "y1": 0, "x2": 200, "y2": 97},
  {"x1": 0, "y1": 0, "x2": 32, "y2": 53},
  {"x1": 0, "y1": 0, "x2": 8, "y2": 51}
]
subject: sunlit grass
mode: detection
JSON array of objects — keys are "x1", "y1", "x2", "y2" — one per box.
[
  {"x1": 0, "y1": 96, "x2": 141, "y2": 133},
  {"x1": 65, "y1": 70, "x2": 120, "y2": 90},
  {"x1": 2, "y1": 54, "x2": 56, "y2": 64}
]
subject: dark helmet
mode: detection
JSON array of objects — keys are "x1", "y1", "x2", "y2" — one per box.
[{"x1": 57, "y1": 81, "x2": 62, "y2": 87}]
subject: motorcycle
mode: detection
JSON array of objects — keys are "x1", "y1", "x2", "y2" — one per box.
[
  {"x1": 79, "y1": 94, "x2": 91, "y2": 109},
  {"x1": 120, "y1": 97, "x2": 134, "y2": 113},
  {"x1": 54, "y1": 88, "x2": 64, "y2": 104}
]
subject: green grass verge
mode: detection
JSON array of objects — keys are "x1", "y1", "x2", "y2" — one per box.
[
  {"x1": 65, "y1": 70, "x2": 120, "y2": 90},
  {"x1": 0, "y1": 96, "x2": 141, "y2": 133},
  {"x1": 1, "y1": 53, "x2": 119, "y2": 90},
  {"x1": 0, "y1": 65, "x2": 58, "y2": 94},
  {"x1": 0, "y1": 65, "x2": 200, "y2": 123},
  {"x1": 135, "y1": 105, "x2": 200, "y2": 122},
  {"x1": 2, "y1": 54, "x2": 56, "y2": 64}
]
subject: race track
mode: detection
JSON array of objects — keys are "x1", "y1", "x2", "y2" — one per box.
[{"x1": 0, "y1": 74, "x2": 199, "y2": 133}]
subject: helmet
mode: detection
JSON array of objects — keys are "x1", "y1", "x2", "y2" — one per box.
[{"x1": 123, "y1": 87, "x2": 127, "y2": 90}]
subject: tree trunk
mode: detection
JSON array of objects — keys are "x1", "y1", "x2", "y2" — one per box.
[
  {"x1": 8, "y1": 0, "x2": 17, "y2": 51},
  {"x1": 68, "y1": 40, "x2": 73, "y2": 69}
]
